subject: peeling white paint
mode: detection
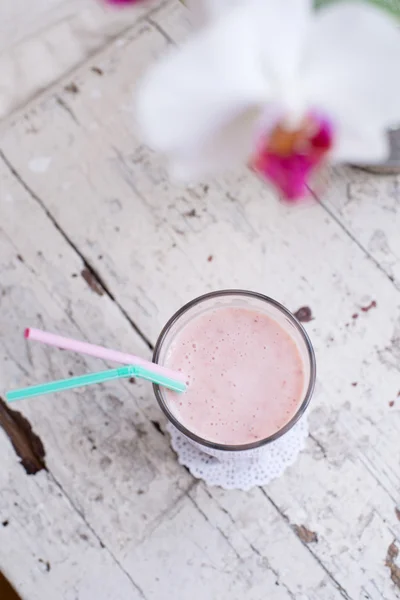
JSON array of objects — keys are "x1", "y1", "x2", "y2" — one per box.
[
  {"x1": 1, "y1": 3, "x2": 400, "y2": 599},
  {"x1": 28, "y1": 156, "x2": 52, "y2": 173}
]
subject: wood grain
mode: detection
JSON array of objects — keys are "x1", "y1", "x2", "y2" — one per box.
[{"x1": 0, "y1": 1, "x2": 400, "y2": 598}]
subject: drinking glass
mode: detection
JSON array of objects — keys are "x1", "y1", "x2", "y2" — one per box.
[{"x1": 153, "y1": 290, "x2": 316, "y2": 461}]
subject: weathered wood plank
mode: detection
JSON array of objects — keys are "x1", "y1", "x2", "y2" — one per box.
[
  {"x1": 0, "y1": 157, "x2": 195, "y2": 596},
  {"x1": 318, "y1": 165, "x2": 400, "y2": 288},
  {"x1": 188, "y1": 483, "x2": 347, "y2": 600},
  {"x1": 0, "y1": 432, "x2": 144, "y2": 600},
  {"x1": 0, "y1": 138, "x2": 344, "y2": 599},
  {"x1": 0, "y1": 0, "x2": 160, "y2": 122},
  {"x1": 124, "y1": 491, "x2": 296, "y2": 600},
  {"x1": 1, "y1": 1, "x2": 400, "y2": 598}
]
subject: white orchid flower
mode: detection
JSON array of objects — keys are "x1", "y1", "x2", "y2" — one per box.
[{"x1": 136, "y1": 0, "x2": 400, "y2": 201}]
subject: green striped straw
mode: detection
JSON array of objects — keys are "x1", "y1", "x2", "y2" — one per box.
[{"x1": 6, "y1": 364, "x2": 186, "y2": 403}]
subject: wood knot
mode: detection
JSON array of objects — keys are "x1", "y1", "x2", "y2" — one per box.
[
  {"x1": 386, "y1": 541, "x2": 400, "y2": 589},
  {"x1": 293, "y1": 524, "x2": 318, "y2": 544}
]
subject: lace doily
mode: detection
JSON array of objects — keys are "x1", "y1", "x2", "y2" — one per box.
[{"x1": 167, "y1": 416, "x2": 309, "y2": 490}]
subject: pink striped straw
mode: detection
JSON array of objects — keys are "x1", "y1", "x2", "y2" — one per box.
[{"x1": 25, "y1": 328, "x2": 186, "y2": 384}]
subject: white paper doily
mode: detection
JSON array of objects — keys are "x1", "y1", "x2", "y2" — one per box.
[{"x1": 167, "y1": 417, "x2": 309, "y2": 490}]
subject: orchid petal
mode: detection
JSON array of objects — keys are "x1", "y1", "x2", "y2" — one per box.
[
  {"x1": 250, "y1": 0, "x2": 312, "y2": 100},
  {"x1": 331, "y1": 122, "x2": 389, "y2": 164},
  {"x1": 301, "y1": 2, "x2": 400, "y2": 163},
  {"x1": 168, "y1": 104, "x2": 281, "y2": 181},
  {"x1": 136, "y1": 0, "x2": 313, "y2": 180},
  {"x1": 136, "y1": 3, "x2": 270, "y2": 160}
]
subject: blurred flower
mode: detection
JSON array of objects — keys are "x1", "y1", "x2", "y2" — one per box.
[{"x1": 136, "y1": 0, "x2": 400, "y2": 201}]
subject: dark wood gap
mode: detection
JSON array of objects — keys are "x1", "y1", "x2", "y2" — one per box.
[
  {"x1": 0, "y1": 572, "x2": 22, "y2": 600},
  {"x1": 0, "y1": 397, "x2": 46, "y2": 475}
]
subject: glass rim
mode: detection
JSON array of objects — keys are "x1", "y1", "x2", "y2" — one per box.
[{"x1": 153, "y1": 290, "x2": 316, "y2": 452}]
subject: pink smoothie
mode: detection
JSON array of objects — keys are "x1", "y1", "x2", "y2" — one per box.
[{"x1": 164, "y1": 306, "x2": 305, "y2": 445}]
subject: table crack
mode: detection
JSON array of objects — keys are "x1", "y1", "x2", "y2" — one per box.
[
  {"x1": 260, "y1": 488, "x2": 353, "y2": 600},
  {"x1": 187, "y1": 494, "x2": 243, "y2": 562},
  {"x1": 309, "y1": 186, "x2": 400, "y2": 293},
  {"x1": 0, "y1": 150, "x2": 153, "y2": 350},
  {"x1": 146, "y1": 17, "x2": 174, "y2": 45},
  {"x1": 48, "y1": 471, "x2": 148, "y2": 599}
]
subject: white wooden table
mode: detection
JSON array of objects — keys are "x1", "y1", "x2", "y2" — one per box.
[{"x1": 0, "y1": 2, "x2": 400, "y2": 598}]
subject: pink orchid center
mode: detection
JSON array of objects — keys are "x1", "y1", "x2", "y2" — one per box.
[{"x1": 251, "y1": 115, "x2": 334, "y2": 201}]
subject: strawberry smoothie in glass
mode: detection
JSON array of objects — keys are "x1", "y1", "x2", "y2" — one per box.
[{"x1": 153, "y1": 290, "x2": 315, "y2": 460}]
